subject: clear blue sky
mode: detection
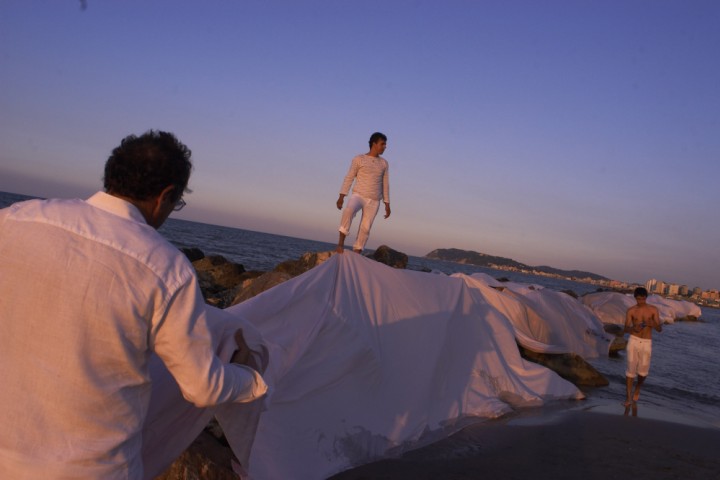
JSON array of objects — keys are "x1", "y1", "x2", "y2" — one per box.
[{"x1": 1, "y1": 1, "x2": 718, "y2": 290}]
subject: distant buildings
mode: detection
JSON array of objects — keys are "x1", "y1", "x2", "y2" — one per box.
[{"x1": 645, "y1": 278, "x2": 719, "y2": 307}]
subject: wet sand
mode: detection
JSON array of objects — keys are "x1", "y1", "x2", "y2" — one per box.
[{"x1": 329, "y1": 406, "x2": 720, "y2": 480}]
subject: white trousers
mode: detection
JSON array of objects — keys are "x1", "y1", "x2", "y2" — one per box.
[{"x1": 338, "y1": 194, "x2": 380, "y2": 251}]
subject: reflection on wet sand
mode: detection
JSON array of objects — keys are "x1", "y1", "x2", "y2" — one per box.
[{"x1": 624, "y1": 402, "x2": 639, "y2": 417}]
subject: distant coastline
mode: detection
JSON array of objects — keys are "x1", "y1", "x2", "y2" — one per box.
[
  {"x1": 425, "y1": 248, "x2": 625, "y2": 289},
  {"x1": 424, "y1": 248, "x2": 719, "y2": 308}
]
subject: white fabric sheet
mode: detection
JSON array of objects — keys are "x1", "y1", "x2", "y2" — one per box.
[
  {"x1": 582, "y1": 292, "x2": 702, "y2": 325},
  {"x1": 581, "y1": 292, "x2": 636, "y2": 325},
  {"x1": 225, "y1": 253, "x2": 583, "y2": 479},
  {"x1": 456, "y1": 274, "x2": 612, "y2": 358}
]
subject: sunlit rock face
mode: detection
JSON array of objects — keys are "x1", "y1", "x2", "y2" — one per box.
[
  {"x1": 518, "y1": 348, "x2": 609, "y2": 387},
  {"x1": 273, "y1": 250, "x2": 335, "y2": 277}
]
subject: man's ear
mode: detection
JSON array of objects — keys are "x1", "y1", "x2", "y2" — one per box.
[
  {"x1": 146, "y1": 185, "x2": 177, "y2": 228},
  {"x1": 157, "y1": 185, "x2": 177, "y2": 208}
]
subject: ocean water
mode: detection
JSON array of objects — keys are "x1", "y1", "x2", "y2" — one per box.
[{"x1": 2, "y1": 191, "x2": 718, "y2": 429}]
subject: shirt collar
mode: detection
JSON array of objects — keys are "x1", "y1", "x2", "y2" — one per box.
[{"x1": 85, "y1": 191, "x2": 148, "y2": 225}]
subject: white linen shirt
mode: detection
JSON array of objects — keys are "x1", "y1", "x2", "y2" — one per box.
[
  {"x1": 0, "y1": 192, "x2": 267, "y2": 479},
  {"x1": 339, "y1": 154, "x2": 390, "y2": 202}
]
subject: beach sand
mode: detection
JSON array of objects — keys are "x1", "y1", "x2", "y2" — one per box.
[{"x1": 329, "y1": 406, "x2": 720, "y2": 480}]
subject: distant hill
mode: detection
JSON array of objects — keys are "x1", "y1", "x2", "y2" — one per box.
[{"x1": 424, "y1": 248, "x2": 609, "y2": 282}]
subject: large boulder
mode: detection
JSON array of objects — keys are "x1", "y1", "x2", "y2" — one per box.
[
  {"x1": 193, "y1": 255, "x2": 247, "y2": 292},
  {"x1": 370, "y1": 245, "x2": 408, "y2": 269},
  {"x1": 273, "y1": 251, "x2": 335, "y2": 277},
  {"x1": 519, "y1": 347, "x2": 609, "y2": 387},
  {"x1": 230, "y1": 271, "x2": 293, "y2": 306},
  {"x1": 191, "y1": 255, "x2": 265, "y2": 308}
]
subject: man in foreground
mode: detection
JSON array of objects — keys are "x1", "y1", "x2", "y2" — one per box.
[
  {"x1": 623, "y1": 287, "x2": 662, "y2": 406},
  {"x1": 0, "y1": 130, "x2": 267, "y2": 479},
  {"x1": 335, "y1": 132, "x2": 391, "y2": 253}
]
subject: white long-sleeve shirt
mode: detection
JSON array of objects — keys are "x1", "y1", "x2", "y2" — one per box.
[
  {"x1": 0, "y1": 192, "x2": 267, "y2": 479},
  {"x1": 339, "y1": 154, "x2": 390, "y2": 202}
]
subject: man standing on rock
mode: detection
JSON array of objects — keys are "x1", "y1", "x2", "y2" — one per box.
[
  {"x1": 335, "y1": 132, "x2": 391, "y2": 253},
  {"x1": 0, "y1": 130, "x2": 267, "y2": 479},
  {"x1": 623, "y1": 287, "x2": 662, "y2": 406}
]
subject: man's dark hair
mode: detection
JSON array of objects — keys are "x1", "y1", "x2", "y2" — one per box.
[
  {"x1": 634, "y1": 287, "x2": 649, "y2": 298},
  {"x1": 103, "y1": 130, "x2": 192, "y2": 202},
  {"x1": 368, "y1": 132, "x2": 387, "y2": 148}
]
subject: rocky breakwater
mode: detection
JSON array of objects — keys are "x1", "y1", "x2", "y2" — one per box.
[{"x1": 156, "y1": 244, "x2": 605, "y2": 478}]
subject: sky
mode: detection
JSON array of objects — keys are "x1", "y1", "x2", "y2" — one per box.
[{"x1": 1, "y1": 1, "x2": 718, "y2": 290}]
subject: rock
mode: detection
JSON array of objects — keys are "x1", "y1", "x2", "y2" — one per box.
[
  {"x1": 603, "y1": 324, "x2": 624, "y2": 336},
  {"x1": 560, "y1": 289, "x2": 578, "y2": 299},
  {"x1": 189, "y1": 254, "x2": 265, "y2": 308},
  {"x1": 192, "y1": 255, "x2": 247, "y2": 292},
  {"x1": 154, "y1": 430, "x2": 238, "y2": 480},
  {"x1": 600, "y1": 324, "x2": 627, "y2": 357},
  {"x1": 370, "y1": 245, "x2": 408, "y2": 269},
  {"x1": 273, "y1": 251, "x2": 335, "y2": 277},
  {"x1": 230, "y1": 271, "x2": 293, "y2": 306},
  {"x1": 180, "y1": 247, "x2": 205, "y2": 262},
  {"x1": 609, "y1": 336, "x2": 627, "y2": 357},
  {"x1": 519, "y1": 347, "x2": 609, "y2": 387}
]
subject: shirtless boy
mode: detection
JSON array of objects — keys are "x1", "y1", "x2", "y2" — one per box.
[{"x1": 623, "y1": 287, "x2": 662, "y2": 406}]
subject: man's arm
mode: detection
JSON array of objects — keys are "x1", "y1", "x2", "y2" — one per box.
[
  {"x1": 153, "y1": 275, "x2": 268, "y2": 407},
  {"x1": 382, "y1": 161, "x2": 390, "y2": 208},
  {"x1": 652, "y1": 307, "x2": 662, "y2": 332},
  {"x1": 338, "y1": 157, "x2": 360, "y2": 199}
]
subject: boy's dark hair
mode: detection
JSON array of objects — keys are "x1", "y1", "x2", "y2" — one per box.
[
  {"x1": 634, "y1": 287, "x2": 649, "y2": 298},
  {"x1": 103, "y1": 130, "x2": 192, "y2": 202},
  {"x1": 368, "y1": 132, "x2": 387, "y2": 148}
]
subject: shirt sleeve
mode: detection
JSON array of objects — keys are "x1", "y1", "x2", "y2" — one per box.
[
  {"x1": 339, "y1": 156, "x2": 360, "y2": 195},
  {"x1": 151, "y1": 273, "x2": 268, "y2": 408},
  {"x1": 382, "y1": 160, "x2": 390, "y2": 203}
]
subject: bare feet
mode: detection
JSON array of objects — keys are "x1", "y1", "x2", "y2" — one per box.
[
  {"x1": 353, "y1": 249, "x2": 362, "y2": 254},
  {"x1": 336, "y1": 245, "x2": 344, "y2": 254}
]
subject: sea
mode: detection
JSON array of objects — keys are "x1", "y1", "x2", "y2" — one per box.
[{"x1": 2, "y1": 190, "x2": 719, "y2": 430}]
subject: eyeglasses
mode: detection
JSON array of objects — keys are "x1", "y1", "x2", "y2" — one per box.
[{"x1": 173, "y1": 198, "x2": 186, "y2": 211}]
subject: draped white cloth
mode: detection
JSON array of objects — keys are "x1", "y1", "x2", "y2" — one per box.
[
  {"x1": 647, "y1": 295, "x2": 702, "y2": 323},
  {"x1": 581, "y1": 291, "x2": 636, "y2": 325},
  {"x1": 581, "y1": 291, "x2": 702, "y2": 325},
  {"x1": 142, "y1": 253, "x2": 599, "y2": 479},
  {"x1": 225, "y1": 253, "x2": 583, "y2": 479},
  {"x1": 455, "y1": 274, "x2": 612, "y2": 358}
]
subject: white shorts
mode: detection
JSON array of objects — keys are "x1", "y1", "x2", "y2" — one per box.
[{"x1": 626, "y1": 335, "x2": 652, "y2": 378}]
